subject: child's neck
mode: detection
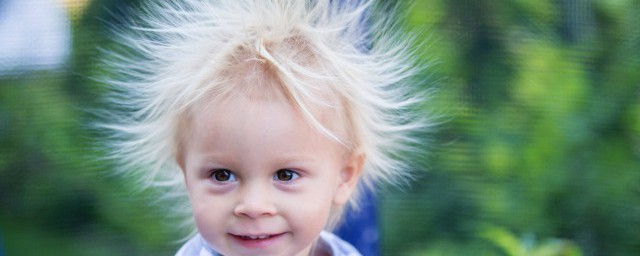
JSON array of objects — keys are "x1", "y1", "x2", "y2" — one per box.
[{"x1": 308, "y1": 238, "x2": 332, "y2": 256}]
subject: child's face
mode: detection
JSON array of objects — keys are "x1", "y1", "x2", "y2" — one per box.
[{"x1": 179, "y1": 93, "x2": 361, "y2": 256}]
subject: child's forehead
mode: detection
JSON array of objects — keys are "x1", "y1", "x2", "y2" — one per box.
[
  {"x1": 196, "y1": 96, "x2": 322, "y2": 139},
  {"x1": 196, "y1": 86, "x2": 344, "y2": 128},
  {"x1": 186, "y1": 80, "x2": 352, "y2": 147},
  {"x1": 185, "y1": 92, "x2": 352, "y2": 157}
]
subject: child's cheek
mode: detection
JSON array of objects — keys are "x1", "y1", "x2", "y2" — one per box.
[
  {"x1": 189, "y1": 187, "x2": 229, "y2": 247},
  {"x1": 282, "y1": 183, "x2": 334, "y2": 224}
]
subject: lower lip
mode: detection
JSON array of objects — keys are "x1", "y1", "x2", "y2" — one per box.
[{"x1": 230, "y1": 233, "x2": 286, "y2": 249}]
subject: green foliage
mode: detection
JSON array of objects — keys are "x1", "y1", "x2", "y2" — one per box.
[
  {"x1": 480, "y1": 226, "x2": 582, "y2": 256},
  {"x1": 0, "y1": 0, "x2": 178, "y2": 255},
  {"x1": 382, "y1": 0, "x2": 640, "y2": 255}
]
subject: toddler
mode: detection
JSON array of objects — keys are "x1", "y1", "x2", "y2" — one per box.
[{"x1": 102, "y1": 0, "x2": 428, "y2": 255}]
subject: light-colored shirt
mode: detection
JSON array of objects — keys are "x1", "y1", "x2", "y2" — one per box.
[{"x1": 175, "y1": 231, "x2": 362, "y2": 256}]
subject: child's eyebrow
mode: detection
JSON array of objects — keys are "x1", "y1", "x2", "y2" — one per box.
[
  {"x1": 276, "y1": 156, "x2": 316, "y2": 166},
  {"x1": 195, "y1": 152, "x2": 236, "y2": 165},
  {"x1": 197, "y1": 152, "x2": 317, "y2": 165},
  {"x1": 273, "y1": 151, "x2": 328, "y2": 168}
]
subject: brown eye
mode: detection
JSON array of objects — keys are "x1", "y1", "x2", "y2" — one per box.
[
  {"x1": 274, "y1": 169, "x2": 299, "y2": 182},
  {"x1": 211, "y1": 169, "x2": 235, "y2": 182}
]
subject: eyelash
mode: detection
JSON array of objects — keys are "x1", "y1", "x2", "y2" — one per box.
[
  {"x1": 207, "y1": 169, "x2": 300, "y2": 184},
  {"x1": 273, "y1": 169, "x2": 300, "y2": 183},
  {"x1": 209, "y1": 169, "x2": 236, "y2": 183}
]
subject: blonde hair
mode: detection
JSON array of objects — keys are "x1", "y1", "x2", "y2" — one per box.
[{"x1": 102, "y1": 0, "x2": 429, "y2": 229}]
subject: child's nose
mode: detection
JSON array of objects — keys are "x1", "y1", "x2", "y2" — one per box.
[{"x1": 233, "y1": 182, "x2": 277, "y2": 218}]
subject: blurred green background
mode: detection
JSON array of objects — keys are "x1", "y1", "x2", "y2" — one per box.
[{"x1": 1, "y1": 0, "x2": 639, "y2": 255}]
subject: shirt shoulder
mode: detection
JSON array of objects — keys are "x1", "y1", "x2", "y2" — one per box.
[
  {"x1": 320, "y1": 231, "x2": 363, "y2": 256},
  {"x1": 175, "y1": 234, "x2": 219, "y2": 256}
]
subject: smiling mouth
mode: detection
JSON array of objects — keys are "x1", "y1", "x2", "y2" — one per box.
[
  {"x1": 240, "y1": 234, "x2": 276, "y2": 240},
  {"x1": 230, "y1": 232, "x2": 285, "y2": 247}
]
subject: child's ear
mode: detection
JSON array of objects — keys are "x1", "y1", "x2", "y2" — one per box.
[
  {"x1": 175, "y1": 149, "x2": 186, "y2": 173},
  {"x1": 175, "y1": 148, "x2": 189, "y2": 181},
  {"x1": 333, "y1": 153, "x2": 365, "y2": 206}
]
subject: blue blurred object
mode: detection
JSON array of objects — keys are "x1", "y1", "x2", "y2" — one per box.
[
  {"x1": 0, "y1": 230, "x2": 4, "y2": 256},
  {"x1": 0, "y1": 0, "x2": 71, "y2": 75},
  {"x1": 335, "y1": 186, "x2": 379, "y2": 256}
]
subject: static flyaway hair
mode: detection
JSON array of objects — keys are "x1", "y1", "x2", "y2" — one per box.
[{"x1": 101, "y1": 0, "x2": 429, "y2": 228}]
